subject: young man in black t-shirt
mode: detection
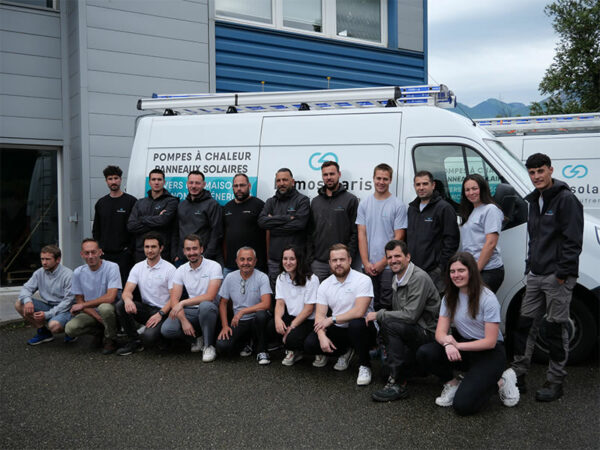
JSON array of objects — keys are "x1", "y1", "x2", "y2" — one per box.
[
  {"x1": 92, "y1": 165, "x2": 137, "y2": 285},
  {"x1": 223, "y1": 173, "x2": 266, "y2": 275}
]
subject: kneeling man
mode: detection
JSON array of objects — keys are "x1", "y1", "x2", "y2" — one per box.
[
  {"x1": 65, "y1": 239, "x2": 121, "y2": 354},
  {"x1": 116, "y1": 232, "x2": 176, "y2": 355},
  {"x1": 216, "y1": 247, "x2": 272, "y2": 365},
  {"x1": 368, "y1": 240, "x2": 440, "y2": 401},
  {"x1": 305, "y1": 244, "x2": 376, "y2": 386},
  {"x1": 15, "y1": 245, "x2": 74, "y2": 345},
  {"x1": 161, "y1": 234, "x2": 222, "y2": 362}
]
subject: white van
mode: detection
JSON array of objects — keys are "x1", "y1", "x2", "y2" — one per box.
[
  {"x1": 128, "y1": 86, "x2": 599, "y2": 363},
  {"x1": 475, "y1": 113, "x2": 600, "y2": 219}
]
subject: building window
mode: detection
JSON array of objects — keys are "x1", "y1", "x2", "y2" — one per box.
[
  {"x1": 2, "y1": 0, "x2": 59, "y2": 10},
  {"x1": 215, "y1": 0, "x2": 386, "y2": 45}
]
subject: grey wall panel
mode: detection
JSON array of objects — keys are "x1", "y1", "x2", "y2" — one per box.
[
  {"x1": 88, "y1": 92, "x2": 140, "y2": 116},
  {"x1": 0, "y1": 5, "x2": 60, "y2": 37},
  {"x1": 0, "y1": 117, "x2": 62, "y2": 140},
  {"x1": 89, "y1": 113, "x2": 135, "y2": 137},
  {"x1": 88, "y1": 71, "x2": 209, "y2": 97},
  {"x1": 87, "y1": 28, "x2": 208, "y2": 62},
  {"x1": 1, "y1": 95, "x2": 62, "y2": 120},
  {"x1": 89, "y1": 135, "x2": 134, "y2": 158},
  {"x1": 0, "y1": 53, "x2": 61, "y2": 78},
  {"x1": 0, "y1": 74, "x2": 61, "y2": 98},
  {"x1": 397, "y1": 0, "x2": 423, "y2": 52},
  {"x1": 86, "y1": 5, "x2": 208, "y2": 41},
  {"x1": 87, "y1": 0, "x2": 208, "y2": 22},
  {"x1": 0, "y1": 30, "x2": 61, "y2": 58},
  {"x1": 87, "y1": 49, "x2": 209, "y2": 82}
]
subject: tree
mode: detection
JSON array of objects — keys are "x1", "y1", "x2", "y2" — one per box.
[{"x1": 530, "y1": 0, "x2": 600, "y2": 115}]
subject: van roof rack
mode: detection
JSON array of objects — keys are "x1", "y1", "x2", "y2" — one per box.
[
  {"x1": 137, "y1": 84, "x2": 456, "y2": 115},
  {"x1": 475, "y1": 113, "x2": 600, "y2": 136}
]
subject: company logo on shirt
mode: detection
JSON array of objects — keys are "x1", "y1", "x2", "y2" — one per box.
[
  {"x1": 287, "y1": 207, "x2": 297, "y2": 213},
  {"x1": 545, "y1": 210, "x2": 555, "y2": 216},
  {"x1": 116, "y1": 208, "x2": 127, "y2": 213},
  {"x1": 194, "y1": 210, "x2": 203, "y2": 215},
  {"x1": 424, "y1": 217, "x2": 433, "y2": 222},
  {"x1": 309, "y1": 152, "x2": 338, "y2": 170}
]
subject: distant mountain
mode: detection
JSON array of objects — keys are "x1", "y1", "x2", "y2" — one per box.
[{"x1": 451, "y1": 98, "x2": 531, "y2": 119}]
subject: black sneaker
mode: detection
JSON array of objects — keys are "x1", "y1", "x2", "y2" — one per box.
[
  {"x1": 516, "y1": 374, "x2": 527, "y2": 394},
  {"x1": 372, "y1": 377, "x2": 409, "y2": 402},
  {"x1": 116, "y1": 340, "x2": 144, "y2": 356},
  {"x1": 535, "y1": 381, "x2": 563, "y2": 402},
  {"x1": 101, "y1": 338, "x2": 118, "y2": 355}
]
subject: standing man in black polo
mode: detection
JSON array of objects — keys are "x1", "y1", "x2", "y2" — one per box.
[
  {"x1": 127, "y1": 168, "x2": 179, "y2": 262},
  {"x1": 309, "y1": 161, "x2": 359, "y2": 282},
  {"x1": 173, "y1": 171, "x2": 223, "y2": 266},
  {"x1": 509, "y1": 153, "x2": 583, "y2": 402},
  {"x1": 93, "y1": 165, "x2": 137, "y2": 285},
  {"x1": 223, "y1": 173, "x2": 266, "y2": 276},
  {"x1": 258, "y1": 168, "x2": 310, "y2": 289},
  {"x1": 406, "y1": 170, "x2": 459, "y2": 293}
]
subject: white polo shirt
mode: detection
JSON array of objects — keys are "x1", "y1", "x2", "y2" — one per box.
[
  {"x1": 171, "y1": 258, "x2": 223, "y2": 307},
  {"x1": 275, "y1": 273, "x2": 319, "y2": 318},
  {"x1": 127, "y1": 258, "x2": 176, "y2": 308},
  {"x1": 316, "y1": 269, "x2": 374, "y2": 328}
]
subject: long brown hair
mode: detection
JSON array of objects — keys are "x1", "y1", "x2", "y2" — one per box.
[
  {"x1": 458, "y1": 174, "x2": 498, "y2": 225},
  {"x1": 444, "y1": 252, "x2": 483, "y2": 320}
]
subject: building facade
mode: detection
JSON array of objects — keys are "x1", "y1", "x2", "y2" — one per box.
[{"x1": 0, "y1": 0, "x2": 426, "y2": 285}]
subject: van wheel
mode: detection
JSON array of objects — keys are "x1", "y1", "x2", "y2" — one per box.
[{"x1": 533, "y1": 295, "x2": 597, "y2": 365}]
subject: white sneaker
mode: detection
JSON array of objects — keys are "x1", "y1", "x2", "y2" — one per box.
[
  {"x1": 190, "y1": 336, "x2": 204, "y2": 353},
  {"x1": 282, "y1": 350, "x2": 303, "y2": 366},
  {"x1": 356, "y1": 365, "x2": 372, "y2": 386},
  {"x1": 313, "y1": 354, "x2": 328, "y2": 368},
  {"x1": 435, "y1": 381, "x2": 460, "y2": 407},
  {"x1": 202, "y1": 345, "x2": 216, "y2": 363},
  {"x1": 333, "y1": 348, "x2": 355, "y2": 371},
  {"x1": 499, "y1": 368, "x2": 520, "y2": 407},
  {"x1": 257, "y1": 352, "x2": 271, "y2": 365}
]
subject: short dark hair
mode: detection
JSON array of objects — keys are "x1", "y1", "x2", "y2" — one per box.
[
  {"x1": 188, "y1": 170, "x2": 205, "y2": 180},
  {"x1": 525, "y1": 153, "x2": 552, "y2": 169},
  {"x1": 103, "y1": 165, "x2": 122, "y2": 178},
  {"x1": 384, "y1": 239, "x2": 408, "y2": 256},
  {"x1": 142, "y1": 231, "x2": 164, "y2": 247},
  {"x1": 81, "y1": 238, "x2": 99, "y2": 248},
  {"x1": 41, "y1": 245, "x2": 61, "y2": 259},
  {"x1": 183, "y1": 233, "x2": 204, "y2": 247},
  {"x1": 373, "y1": 163, "x2": 393, "y2": 178},
  {"x1": 277, "y1": 168, "x2": 293, "y2": 177},
  {"x1": 414, "y1": 170, "x2": 434, "y2": 183},
  {"x1": 321, "y1": 160, "x2": 340, "y2": 171},
  {"x1": 149, "y1": 168, "x2": 165, "y2": 179},
  {"x1": 329, "y1": 243, "x2": 350, "y2": 258},
  {"x1": 233, "y1": 173, "x2": 250, "y2": 184}
]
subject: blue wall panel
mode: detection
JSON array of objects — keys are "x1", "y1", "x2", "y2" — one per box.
[{"x1": 215, "y1": 21, "x2": 425, "y2": 93}]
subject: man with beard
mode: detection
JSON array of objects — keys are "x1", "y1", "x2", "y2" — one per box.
[
  {"x1": 223, "y1": 173, "x2": 266, "y2": 275},
  {"x1": 173, "y1": 171, "x2": 223, "y2": 266},
  {"x1": 304, "y1": 244, "x2": 376, "y2": 386},
  {"x1": 128, "y1": 169, "x2": 179, "y2": 262},
  {"x1": 115, "y1": 232, "x2": 176, "y2": 356},
  {"x1": 406, "y1": 170, "x2": 459, "y2": 293},
  {"x1": 258, "y1": 168, "x2": 310, "y2": 289},
  {"x1": 309, "y1": 161, "x2": 359, "y2": 282},
  {"x1": 367, "y1": 239, "x2": 440, "y2": 402},
  {"x1": 92, "y1": 165, "x2": 137, "y2": 285},
  {"x1": 161, "y1": 234, "x2": 223, "y2": 362}
]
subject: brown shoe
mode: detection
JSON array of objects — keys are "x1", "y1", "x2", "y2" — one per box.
[
  {"x1": 102, "y1": 338, "x2": 117, "y2": 355},
  {"x1": 90, "y1": 332, "x2": 104, "y2": 349}
]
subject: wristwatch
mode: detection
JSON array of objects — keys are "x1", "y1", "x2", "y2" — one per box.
[
  {"x1": 331, "y1": 316, "x2": 337, "y2": 324},
  {"x1": 158, "y1": 310, "x2": 166, "y2": 318}
]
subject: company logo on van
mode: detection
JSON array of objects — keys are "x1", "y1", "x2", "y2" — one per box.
[
  {"x1": 562, "y1": 164, "x2": 588, "y2": 179},
  {"x1": 309, "y1": 152, "x2": 338, "y2": 170}
]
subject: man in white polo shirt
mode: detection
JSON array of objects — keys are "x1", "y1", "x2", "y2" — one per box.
[
  {"x1": 161, "y1": 234, "x2": 223, "y2": 362},
  {"x1": 304, "y1": 243, "x2": 376, "y2": 386},
  {"x1": 216, "y1": 246, "x2": 272, "y2": 365},
  {"x1": 115, "y1": 232, "x2": 176, "y2": 356}
]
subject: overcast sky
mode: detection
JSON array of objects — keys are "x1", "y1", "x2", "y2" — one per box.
[{"x1": 427, "y1": 0, "x2": 557, "y2": 107}]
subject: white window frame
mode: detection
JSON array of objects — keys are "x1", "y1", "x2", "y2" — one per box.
[{"x1": 216, "y1": 0, "x2": 387, "y2": 47}]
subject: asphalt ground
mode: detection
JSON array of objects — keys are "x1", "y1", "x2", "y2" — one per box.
[{"x1": 1, "y1": 324, "x2": 598, "y2": 449}]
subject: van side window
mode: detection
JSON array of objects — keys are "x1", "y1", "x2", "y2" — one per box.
[{"x1": 413, "y1": 144, "x2": 527, "y2": 230}]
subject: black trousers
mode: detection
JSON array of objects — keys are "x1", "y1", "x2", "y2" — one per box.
[
  {"x1": 379, "y1": 317, "x2": 434, "y2": 381},
  {"x1": 266, "y1": 313, "x2": 313, "y2": 351},
  {"x1": 115, "y1": 299, "x2": 164, "y2": 347},
  {"x1": 304, "y1": 318, "x2": 377, "y2": 367},
  {"x1": 481, "y1": 266, "x2": 505, "y2": 293},
  {"x1": 216, "y1": 310, "x2": 271, "y2": 355},
  {"x1": 417, "y1": 340, "x2": 506, "y2": 416}
]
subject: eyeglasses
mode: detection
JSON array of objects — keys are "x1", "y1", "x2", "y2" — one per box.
[{"x1": 240, "y1": 278, "x2": 246, "y2": 294}]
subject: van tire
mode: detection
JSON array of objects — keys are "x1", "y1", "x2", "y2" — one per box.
[{"x1": 533, "y1": 295, "x2": 597, "y2": 365}]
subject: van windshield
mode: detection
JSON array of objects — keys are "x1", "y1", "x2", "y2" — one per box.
[{"x1": 485, "y1": 139, "x2": 532, "y2": 189}]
